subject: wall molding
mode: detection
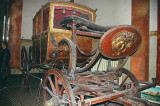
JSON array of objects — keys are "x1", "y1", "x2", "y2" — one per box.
[{"x1": 150, "y1": 31, "x2": 157, "y2": 36}]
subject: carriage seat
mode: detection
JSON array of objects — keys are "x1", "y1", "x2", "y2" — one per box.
[{"x1": 60, "y1": 15, "x2": 114, "y2": 33}]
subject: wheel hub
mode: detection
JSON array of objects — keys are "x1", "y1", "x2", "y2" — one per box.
[{"x1": 44, "y1": 97, "x2": 60, "y2": 106}]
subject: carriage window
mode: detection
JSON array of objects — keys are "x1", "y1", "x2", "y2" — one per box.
[
  {"x1": 43, "y1": 7, "x2": 49, "y2": 31},
  {"x1": 33, "y1": 18, "x2": 36, "y2": 35},
  {"x1": 37, "y1": 13, "x2": 42, "y2": 34},
  {"x1": 53, "y1": 6, "x2": 92, "y2": 29}
]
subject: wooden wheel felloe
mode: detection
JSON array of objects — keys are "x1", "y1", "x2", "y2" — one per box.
[
  {"x1": 105, "y1": 68, "x2": 140, "y2": 105},
  {"x1": 43, "y1": 68, "x2": 76, "y2": 106},
  {"x1": 54, "y1": 38, "x2": 77, "y2": 76}
]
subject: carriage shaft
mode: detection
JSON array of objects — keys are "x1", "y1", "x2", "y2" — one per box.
[{"x1": 137, "y1": 78, "x2": 156, "y2": 91}]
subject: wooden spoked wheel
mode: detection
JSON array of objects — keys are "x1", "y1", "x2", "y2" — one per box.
[
  {"x1": 54, "y1": 38, "x2": 76, "y2": 76},
  {"x1": 21, "y1": 46, "x2": 29, "y2": 72},
  {"x1": 104, "y1": 68, "x2": 140, "y2": 105},
  {"x1": 43, "y1": 68, "x2": 76, "y2": 106},
  {"x1": 21, "y1": 46, "x2": 29, "y2": 87},
  {"x1": 29, "y1": 46, "x2": 34, "y2": 63},
  {"x1": 117, "y1": 68, "x2": 140, "y2": 97}
]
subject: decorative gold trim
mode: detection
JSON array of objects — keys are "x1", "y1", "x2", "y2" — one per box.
[
  {"x1": 150, "y1": 31, "x2": 157, "y2": 36},
  {"x1": 51, "y1": 2, "x2": 96, "y2": 31},
  {"x1": 112, "y1": 31, "x2": 137, "y2": 55}
]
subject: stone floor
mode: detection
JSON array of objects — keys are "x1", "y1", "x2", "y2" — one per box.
[
  {"x1": 0, "y1": 73, "x2": 45, "y2": 106},
  {"x1": 0, "y1": 73, "x2": 159, "y2": 106}
]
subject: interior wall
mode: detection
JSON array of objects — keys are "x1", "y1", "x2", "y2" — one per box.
[
  {"x1": 149, "y1": 0, "x2": 157, "y2": 82},
  {"x1": 75, "y1": 0, "x2": 131, "y2": 25},
  {"x1": 8, "y1": 0, "x2": 23, "y2": 68},
  {"x1": 21, "y1": 0, "x2": 48, "y2": 39},
  {"x1": 157, "y1": 0, "x2": 160, "y2": 85}
]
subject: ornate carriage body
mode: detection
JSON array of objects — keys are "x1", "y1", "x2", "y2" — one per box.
[
  {"x1": 20, "y1": 1, "x2": 157, "y2": 106},
  {"x1": 32, "y1": 2, "x2": 96, "y2": 64}
]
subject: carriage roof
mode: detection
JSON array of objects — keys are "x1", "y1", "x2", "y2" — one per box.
[{"x1": 33, "y1": 1, "x2": 96, "y2": 21}]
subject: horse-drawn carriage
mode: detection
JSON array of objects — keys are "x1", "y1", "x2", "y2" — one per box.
[{"x1": 21, "y1": 1, "x2": 156, "y2": 106}]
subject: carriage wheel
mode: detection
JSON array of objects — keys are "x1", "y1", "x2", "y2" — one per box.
[
  {"x1": 117, "y1": 68, "x2": 140, "y2": 97},
  {"x1": 29, "y1": 46, "x2": 34, "y2": 63},
  {"x1": 21, "y1": 46, "x2": 29, "y2": 71},
  {"x1": 104, "y1": 68, "x2": 140, "y2": 105},
  {"x1": 43, "y1": 68, "x2": 76, "y2": 106},
  {"x1": 21, "y1": 46, "x2": 29, "y2": 86},
  {"x1": 54, "y1": 38, "x2": 76, "y2": 76}
]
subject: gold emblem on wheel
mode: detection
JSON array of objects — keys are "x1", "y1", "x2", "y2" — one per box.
[{"x1": 112, "y1": 30, "x2": 137, "y2": 55}]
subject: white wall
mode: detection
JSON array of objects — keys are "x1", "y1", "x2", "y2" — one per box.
[
  {"x1": 150, "y1": 0, "x2": 157, "y2": 31},
  {"x1": 75, "y1": 0, "x2": 131, "y2": 25},
  {"x1": 149, "y1": 0, "x2": 157, "y2": 82},
  {"x1": 21, "y1": 0, "x2": 48, "y2": 39}
]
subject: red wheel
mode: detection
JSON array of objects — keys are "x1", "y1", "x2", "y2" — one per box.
[
  {"x1": 43, "y1": 68, "x2": 76, "y2": 106},
  {"x1": 117, "y1": 68, "x2": 140, "y2": 97},
  {"x1": 105, "y1": 68, "x2": 140, "y2": 105}
]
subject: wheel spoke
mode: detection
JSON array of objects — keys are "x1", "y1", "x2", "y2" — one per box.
[
  {"x1": 55, "y1": 75, "x2": 60, "y2": 95},
  {"x1": 119, "y1": 75, "x2": 129, "y2": 88},
  {"x1": 48, "y1": 76, "x2": 56, "y2": 93},
  {"x1": 43, "y1": 86, "x2": 55, "y2": 97},
  {"x1": 60, "y1": 86, "x2": 65, "y2": 97},
  {"x1": 43, "y1": 69, "x2": 76, "y2": 106}
]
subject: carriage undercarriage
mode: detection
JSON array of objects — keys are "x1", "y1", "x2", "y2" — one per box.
[
  {"x1": 42, "y1": 68, "x2": 156, "y2": 106},
  {"x1": 21, "y1": 25, "x2": 156, "y2": 105}
]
